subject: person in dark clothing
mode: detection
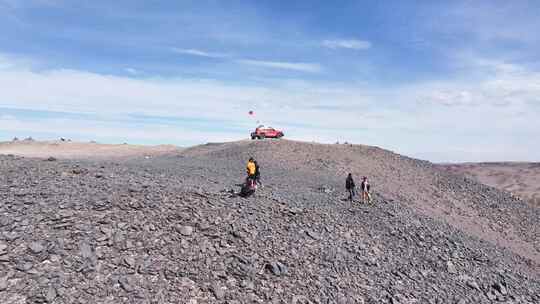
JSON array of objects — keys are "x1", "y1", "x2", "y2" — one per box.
[
  {"x1": 254, "y1": 160, "x2": 263, "y2": 188},
  {"x1": 345, "y1": 173, "x2": 356, "y2": 201}
]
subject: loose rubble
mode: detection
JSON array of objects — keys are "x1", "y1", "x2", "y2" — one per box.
[{"x1": 0, "y1": 140, "x2": 538, "y2": 303}]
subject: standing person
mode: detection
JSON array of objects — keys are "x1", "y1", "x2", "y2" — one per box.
[
  {"x1": 361, "y1": 176, "x2": 371, "y2": 204},
  {"x1": 254, "y1": 160, "x2": 263, "y2": 188},
  {"x1": 345, "y1": 173, "x2": 356, "y2": 202},
  {"x1": 246, "y1": 157, "x2": 256, "y2": 188}
]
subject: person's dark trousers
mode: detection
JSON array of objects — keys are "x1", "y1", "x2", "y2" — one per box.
[
  {"x1": 247, "y1": 175, "x2": 256, "y2": 188},
  {"x1": 348, "y1": 188, "x2": 355, "y2": 201}
]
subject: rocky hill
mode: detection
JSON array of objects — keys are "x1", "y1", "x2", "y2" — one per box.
[
  {"x1": 0, "y1": 140, "x2": 538, "y2": 303},
  {"x1": 439, "y1": 162, "x2": 540, "y2": 207}
]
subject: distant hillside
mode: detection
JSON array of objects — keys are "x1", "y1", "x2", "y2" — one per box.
[
  {"x1": 439, "y1": 162, "x2": 540, "y2": 207},
  {"x1": 0, "y1": 140, "x2": 180, "y2": 160}
]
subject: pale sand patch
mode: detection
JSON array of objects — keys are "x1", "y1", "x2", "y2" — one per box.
[{"x1": 0, "y1": 140, "x2": 181, "y2": 160}]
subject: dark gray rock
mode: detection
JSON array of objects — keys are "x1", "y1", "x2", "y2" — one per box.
[
  {"x1": 266, "y1": 261, "x2": 288, "y2": 276},
  {"x1": 493, "y1": 282, "x2": 508, "y2": 295}
]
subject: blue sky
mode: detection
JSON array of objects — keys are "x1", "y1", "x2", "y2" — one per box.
[{"x1": 0, "y1": 0, "x2": 539, "y2": 162}]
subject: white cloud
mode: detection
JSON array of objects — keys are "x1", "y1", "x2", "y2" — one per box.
[
  {"x1": 0, "y1": 54, "x2": 539, "y2": 161},
  {"x1": 125, "y1": 68, "x2": 139, "y2": 75},
  {"x1": 237, "y1": 59, "x2": 322, "y2": 73},
  {"x1": 172, "y1": 48, "x2": 322, "y2": 73},
  {"x1": 0, "y1": 115, "x2": 242, "y2": 145},
  {"x1": 414, "y1": 58, "x2": 540, "y2": 109},
  {"x1": 0, "y1": 53, "x2": 32, "y2": 70},
  {"x1": 322, "y1": 39, "x2": 371, "y2": 50},
  {"x1": 172, "y1": 48, "x2": 230, "y2": 58}
]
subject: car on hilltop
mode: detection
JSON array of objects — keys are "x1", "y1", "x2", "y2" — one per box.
[{"x1": 251, "y1": 125, "x2": 284, "y2": 140}]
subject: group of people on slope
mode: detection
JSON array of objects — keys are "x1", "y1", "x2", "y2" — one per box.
[
  {"x1": 346, "y1": 173, "x2": 372, "y2": 203},
  {"x1": 244, "y1": 157, "x2": 371, "y2": 203}
]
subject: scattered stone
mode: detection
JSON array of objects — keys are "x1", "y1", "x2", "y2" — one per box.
[
  {"x1": 16, "y1": 262, "x2": 33, "y2": 272},
  {"x1": 0, "y1": 242, "x2": 7, "y2": 253},
  {"x1": 118, "y1": 276, "x2": 135, "y2": 292},
  {"x1": 486, "y1": 291, "x2": 497, "y2": 300},
  {"x1": 493, "y1": 282, "x2": 508, "y2": 295},
  {"x1": 446, "y1": 261, "x2": 457, "y2": 274},
  {"x1": 466, "y1": 280, "x2": 481, "y2": 291},
  {"x1": 45, "y1": 286, "x2": 57, "y2": 302},
  {"x1": 318, "y1": 185, "x2": 334, "y2": 194},
  {"x1": 0, "y1": 277, "x2": 7, "y2": 291},
  {"x1": 266, "y1": 261, "x2": 288, "y2": 276},
  {"x1": 176, "y1": 225, "x2": 194, "y2": 236},
  {"x1": 292, "y1": 295, "x2": 310, "y2": 304},
  {"x1": 305, "y1": 230, "x2": 320, "y2": 240},
  {"x1": 211, "y1": 283, "x2": 225, "y2": 300},
  {"x1": 28, "y1": 241, "x2": 45, "y2": 254},
  {"x1": 198, "y1": 222, "x2": 211, "y2": 231},
  {"x1": 80, "y1": 242, "x2": 93, "y2": 259},
  {"x1": 123, "y1": 256, "x2": 136, "y2": 269}
]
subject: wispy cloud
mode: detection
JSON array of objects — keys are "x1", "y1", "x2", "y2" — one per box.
[
  {"x1": 125, "y1": 68, "x2": 139, "y2": 75},
  {"x1": 172, "y1": 48, "x2": 230, "y2": 58},
  {"x1": 1, "y1": 53, "x2": 539, "y2": 161},
  {"x1": 237, "y1": 59, "x2": 322, "y2": 73},
  {"x1": 322, "y1": 39, "x2": 371, "y2": 50},
  {"x1": 172, "y1": 48, "x2": 322, "y2": 73}
]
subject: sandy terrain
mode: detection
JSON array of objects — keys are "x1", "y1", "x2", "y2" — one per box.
[
  {"x1": 440, "y1": 163, "x2": 540, "y2": 207},
  {"x1": 0, "y1": 140, "x2": 181, "y2": 160}
]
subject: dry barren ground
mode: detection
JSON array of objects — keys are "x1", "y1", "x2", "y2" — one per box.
[
  {"x1": 439, "y1": 163, "x2": 540, "y2": 207},
  {"x1": 0, "y1": 140, "x2": 180, "y2": 160},
  {"x1": 0, "y1": 139, "x2": 538, "y2": 303}
]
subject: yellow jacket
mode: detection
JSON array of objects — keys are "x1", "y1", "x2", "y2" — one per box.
[{"x1": 247, "y1": 161, "x2": 256, "y2": 175}]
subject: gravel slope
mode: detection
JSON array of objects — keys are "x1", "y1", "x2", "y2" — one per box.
[
  {"x1": 0, "y1": 140, "x2": 538, "y2": 303},
  {"x1": 439, "y1": 162, "x2": 540, "y2": 207}
]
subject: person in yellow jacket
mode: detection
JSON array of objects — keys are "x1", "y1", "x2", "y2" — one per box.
[{"x1": 246, "y1": 157, "x2": 257, "y2": 188}]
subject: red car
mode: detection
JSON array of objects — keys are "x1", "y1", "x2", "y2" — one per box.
[{"x1": 251, "y1": 126, "x2": 284, "y2": 139}]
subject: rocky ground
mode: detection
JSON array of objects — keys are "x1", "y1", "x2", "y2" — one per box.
[
  {"x1": 439, "y1": 163, "x2": 540, "y2": 208},
  {"x1": 0, "y1": 140, "x2": 538, "y2": 303}
]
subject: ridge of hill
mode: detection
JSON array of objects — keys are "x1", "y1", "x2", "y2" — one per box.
[{"x1": 163, "y1": 140, "x2": 539, "y2": 265}]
